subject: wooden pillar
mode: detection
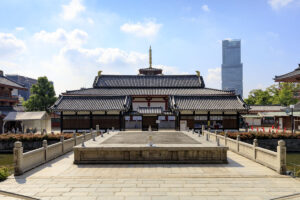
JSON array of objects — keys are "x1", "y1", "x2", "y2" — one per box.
[
  {"x1": 75, "y1": 112, "x2": 78, "y2": 133},
  {"x1": 236, "y1": 112, "x2": 240, "y2": 130},
  {"x1": 119, "y1": 111, "x2": 123, "y2": 131},
  {"x1": 207, "y1": 111, "x2": 210, "y2": 129},
  {"x1": 90, "y1": 112, "x2": 93, "y2": 129},
  {"x1": 177, "y1": 112, "x2": 181, "y2": 131},
  {"x1": 222, "y1": 112, "x2": 225, "y2": 131},
  {"x1": 60, "y1": 111, "x2": 63, "y2": 133}
]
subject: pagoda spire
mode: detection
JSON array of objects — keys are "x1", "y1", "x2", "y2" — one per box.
[{"x1": 149, "y1": 46, "x2": 152, "y2": 69}]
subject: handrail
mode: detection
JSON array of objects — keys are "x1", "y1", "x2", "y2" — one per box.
[
  {"x1": 13, "y1": 126, "x2": 105, "y2": 176},
  {"x1": 203, "y1": 129, "x2": 286, "y2": 174}
]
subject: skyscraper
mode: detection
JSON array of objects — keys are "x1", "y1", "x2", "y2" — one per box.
[{"x1": 221, "y1": 39, "x2": 243, "y2": 97}]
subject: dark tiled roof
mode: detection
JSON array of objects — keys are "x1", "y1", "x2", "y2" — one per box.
[
  {"x1": 137, "y1": 107, "x2": 162, "y2": 114},
  {"x1": 274, "y1": 65, "x2": 300, "y2": 82},
  {"x1": 170, "y1": 96, "x2": 247, "y2": 111},
  {"x1": 93, "y1": 75, "x2": 205, "y2": 88},
  {"x1": 0, "y1": 76, "x2": 26, "y2": 89},
  {"x1": 65, "y1": 88, "x2": 233, "y2": 96},
  {"x1": 249, "y1": 105, "x2": 285, "y2": 112},
  {"x1": 50, "y1": 96, "x2": 130, "y2": 111}
]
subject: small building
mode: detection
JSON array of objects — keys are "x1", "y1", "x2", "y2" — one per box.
[
  {"x1": 51, "y1": 47, "x2": 248, "y2": 132},
  {"x1": 0, "y1": 70, "x2": 27, "y2": 133},
  {"x1": 3, "y1": 111, "x2": 51, "y2": 134},
  {"x1": 242, "y1": 105, "x2": 300, "y2": 130}
]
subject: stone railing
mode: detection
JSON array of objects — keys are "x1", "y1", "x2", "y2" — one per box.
[
  {"x1": 203, "y1": 130, "x2": 286, "y2": 174},
  {"x1": 13, "y1": 127, "x2": 103, "y2": 176}
]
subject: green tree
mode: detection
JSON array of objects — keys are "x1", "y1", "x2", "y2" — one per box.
[
  {"x1": 245, "y1": 83, "x2": 299, "y2": 106},
  {"x1": 23, "y1": 77, "x2": 57, "y2": 112},
  {"x1": 244, "y1": 89, "x2": 272, "y2": 105},
  {"x1": 271, "y1": 83, "x2": 299, "y2": 106}
]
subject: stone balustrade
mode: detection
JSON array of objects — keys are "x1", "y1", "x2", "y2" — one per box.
[
  {"x1": 203, "y1": 129, "x2": 286, "y2": 174},
  {"x1": 13, "y1": 128, "x2": 101, "y2": 176}
]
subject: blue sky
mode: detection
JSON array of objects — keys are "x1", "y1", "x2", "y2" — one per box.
[{"x1": 0, "y1": 0, "x2": 299, "y2": 96}]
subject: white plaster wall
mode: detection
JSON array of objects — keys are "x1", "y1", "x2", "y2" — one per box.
[
  {"x1": 132, "y1": 102, "x2": 148, "y2": 111},
  {"x1": 150, "y1": 102, "x2": 165, "y2": 110}
]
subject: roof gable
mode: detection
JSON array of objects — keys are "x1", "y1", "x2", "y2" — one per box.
[{"x1": 0, "y1": 76, "x2": 26, "y2": 89}]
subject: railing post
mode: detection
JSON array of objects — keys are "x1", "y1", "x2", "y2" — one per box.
[
  {"x1": 60, "y1": 135, "x2": 64, "y2": 153},
  {"x1": 91, "y1": 128, "x2": 96, "y2": 141},
  {"x1": 43, "y1": 140, "x2": 48, "y2": 162},
  {"x1": 217, "y1": 138, "x2": 220, "y2": 146},
  {"x1": 13, "y1": 141, "x2": 23, "y2": 176},
  {"x1": 83, "y1": 131, "x2": 86, "y2": 141},
  {"x1": 112, "y1": 127, "x2": 115, "y2": 132},
  {"x1": 215, "y1": 131, "x2": 218, "y2": 142},
  {"x1": 96, "y1": 124, "x2": 100, "y2": 136},
  {"x1": 253, "y1": 139, "x2": 258, "y2": 160},
  {"x1": 277, "y1": 140, "x2": 286, "y2": 175},
  {"x1": 224, "y1": 133, "x2": 227, "y2": 146},
  {"x1": 236, "y1": 135, "x2": 240, "y2": 152},
  {"x1": 202, "y1": 125, "x2": 204, "y2": 135},
  {"x1": 82, "y1": 131, "x2": 86, "y2": 147},
  {"x1": 73, "y1": 132, "x2": 76, "y2": 146},
  {"x1": 206, "y1": 131, "x2": 209, "y2": 141}
]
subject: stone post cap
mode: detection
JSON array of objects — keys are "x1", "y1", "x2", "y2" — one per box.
[
  {"x1": 237, "y1": 135, "x2": 241, "y2": 141},
  {"x1": 43, "y1": 140, "x2": 47, "y2": 147},
  {"x1": 60, "y1": 135, "x2": 64, "y2": 141},
  {"x1": 253, "y1": 138, "x2": 258, "y2": 143},
  {"x1": 278, "y1": 140, "x2": 285, "y2": 146},
  {"x1": 14, "y1": 141, "x2": 22, "y2": 148}
]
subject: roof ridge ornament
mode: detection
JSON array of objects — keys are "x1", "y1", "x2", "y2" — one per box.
[
  {"x1": 149, "y1": 46, "x2": 152, "y2": 69},
  {"x1": 196, "y1": 70, "x2": 200, "y2": 77}
]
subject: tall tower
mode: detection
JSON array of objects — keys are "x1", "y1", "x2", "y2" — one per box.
[{"x1": 221, "y1": 39, "x2": 243, "y2": 97}]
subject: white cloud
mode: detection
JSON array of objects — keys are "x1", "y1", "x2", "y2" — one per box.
[
  {"x1": 268, "y1": 0, "x2": 294, "y2": 10},
  {"x1": 201, "y1": 4, "x2": 210, "y2": 12},
  {"x1": 205, "y1": 67, "x2": 221, "y2": 89},
  {"x1": 120, "y1": 21, "x2": 162, "y2": 38},
  {"x1": 154, "y1": 65, "x2": 188, "y2": 75},
  {"x1": 87, "y1": 17, "x2": 94, "y2": 25},
  {"x1": 34, "y1": 29, "x2": 88, "y2": 47},
  {"x1": 15, "y1": 27, "x2": 24, "y2": 31},
  {"x1": 0, "y1": 33, "x2": 26, "y2": 58},
  {"x1": 61, "y1": 0, "x2": 85, "y2": 20}
]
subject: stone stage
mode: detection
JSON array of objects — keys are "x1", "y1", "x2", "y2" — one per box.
[{"x1": 74, "y1": 131, "x2": 228, "y2": 164}]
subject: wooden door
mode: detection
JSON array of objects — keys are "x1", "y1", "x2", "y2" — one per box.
[{"x1": 142, "y1": 116, "x2": 158, "y2": 131}]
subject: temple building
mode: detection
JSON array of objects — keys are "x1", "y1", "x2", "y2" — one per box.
[
  {"x1": 51, "y1": 47, "x2": 248, "y2": 132},
  {"x1": 274, "y1": 64, "x2": 300, "y2": 83}
]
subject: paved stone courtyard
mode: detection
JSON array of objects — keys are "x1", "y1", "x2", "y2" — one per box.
[
  {"x1": 102, "y1": 131, "x2": 200, "y2": 144},
  {"x1": 1, "y1": 132, "x2": 300, "y2": 200}
]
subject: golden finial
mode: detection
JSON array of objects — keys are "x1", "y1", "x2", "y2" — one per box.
[
  {"x1": 149, "y1": 46, "x2": 152, "y2": 68},
  {"x1": 98, "y1": 70, "x2": 102, "y2": 76},
  {"x1": 196, "y1": 70, "x2": 200, "y2": 77}
]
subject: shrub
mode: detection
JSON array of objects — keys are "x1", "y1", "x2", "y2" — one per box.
[
  {"x1": 0, "y1": 133, "x2": 74, "y2": 142},
  {"x1": 0, "y1": 167, "x2": 10, "y2": 181},
  {"x1": 219, "y1": 131, "x2": 300, "y2": 140}
]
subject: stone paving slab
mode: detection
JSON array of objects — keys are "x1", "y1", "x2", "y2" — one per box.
[
  {"x1": 1, "y1": 132, "x2": 300, "y2": 199},
  {"x1": 102, "y1": 132, "x2": 200, "y2": 144}
]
